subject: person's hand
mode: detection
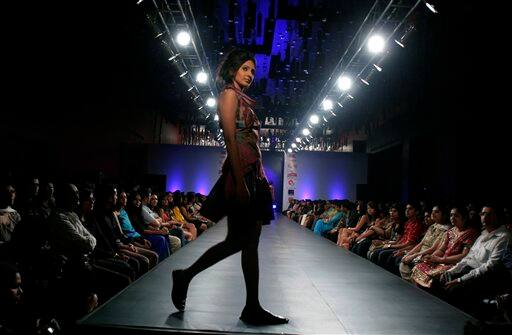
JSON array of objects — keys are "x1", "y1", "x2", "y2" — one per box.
[
  {"x1": 402, "y1": 254, "x2": 413, "y2": 264},
  {"x1": 329, "y1": 228, "x2": 338, "y2": 234},
  {"x1": 128, "y1": 243, "x2": 137, "y2": 252},
  {"x1": 144, "y1": 239, "x2": 152, "y2": 248},
  {"x1": 393, "y1": 249, "x2": 404, "y2": 257},
  {"x1": 444, "y1": 279, "x2": 460, "y2": 290},
  {"x1": 428, "y1": 255, "x2": 443, "y2": 264},
  {"x1": 236, "y1": 182, "x2": 250, "y2": 205},
  {"x1": 160, "y1": 227, "x2": 169, "y2": 234}
]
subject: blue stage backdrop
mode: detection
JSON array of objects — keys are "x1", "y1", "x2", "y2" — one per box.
[
  {"x1": 146, "y1": 145, "x2": 367, "y2": 210},
  {"x1": 292, "y1": 151, "x2": 368, "y2": 201}
]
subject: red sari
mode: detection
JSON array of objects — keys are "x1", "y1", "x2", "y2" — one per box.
[{"x1": 411, "y1": 226, "x2": 479, "y2": 288}]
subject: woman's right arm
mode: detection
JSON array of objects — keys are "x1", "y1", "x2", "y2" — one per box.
[{"x1": 218, "y1": 89, "x2": 249, "y2": 204}]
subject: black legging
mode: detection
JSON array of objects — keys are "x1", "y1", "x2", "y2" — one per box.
[{"x1": 183, "y1": 212, "x2": 262, "y2": 308}]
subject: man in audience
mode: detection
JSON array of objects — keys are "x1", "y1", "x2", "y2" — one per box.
[{"x1": 441, "y1": 205, "x2": 511, "y2": 316}]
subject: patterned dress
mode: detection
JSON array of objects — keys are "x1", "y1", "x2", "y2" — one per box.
[
  {"x1": 410, "y1": 226, "x2": 479, "y2": 287},
  {"x1": 201, "y1": 84, "x2": 274, "y2": 225}
]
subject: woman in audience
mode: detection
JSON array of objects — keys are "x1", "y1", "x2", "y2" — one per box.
[
  {"x1": 126, "y1": 191, "x2": 179, "y2": 254},
  {"x1": 350, "y1": 205, "x2": 387, "y2": 256},
  {"x1": 399, "y1": 205, "x2": 451, "y2": 281},
  {"x1": 366, "y1": 204, "x2": 404, "y2": 259},
  {"x1": 117, "y1": 191, "x2": 169, "y2": 261},
  {"x1": 410, "y1": 205, "x2": 479, "y2": 288},
  {"x1": 337, "y1": 201, "x2": 377, "y2": 249},
  {"x1": 370, "y1": 202, "x2": 423, "y2": 275},
  {"x1": 169, "y1": 193, "x2": 199, "y2": 240}
]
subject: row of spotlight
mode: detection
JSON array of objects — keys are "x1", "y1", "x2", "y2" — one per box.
[
  {"x1": 285, "y1": 1, "x2": 439, "y2": 154},
  {"x1": 286, "y1": 34, "x2": 386, "y2": 153},
  {"x1": 171, "y1": 29, "x2": 218, "y2": 111}
]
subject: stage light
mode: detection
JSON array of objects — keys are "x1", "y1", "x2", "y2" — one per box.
[
  {"x1": 302, "y1": 128, "x2": 310, "y2": 136},
  {"x1": 272, "y1": 205, "x2": 277, "y2": 209},
  {"x1": 295, "y1": 137, "x2": 301, "y2": 143},
  {"x1": 337, "y1": 76, "x2": 352, "y2": 91},
  {"x1": 309, "y1": 114, "x2": 319, "y2": 124},
  {"x1": 394, "y1": 39, "x2": 405, "y2": 48},
  {"x1": 196, "y1": 71, "x2": 208, "y2": 84},
  {"x1": 360, "y1": 78, "x2": 370, "y2": 86},
  {"x1": 176, "y1": 31, "x2": 191, "y2": 46},
  {"x1": 287, "y1": 148, "x2": 292, "y2": 153},
  {"x1": 179, "y1": 70, "x2": 188, "y2": 78},
  {"x1": 373, "y1": 64, "x2": 382, "y2": 72},
  {"x1": 206, "y1": 97, "x2": 216, "y2": 108},
  {"x1": 214, "y1": 114, "x2": 219, "y2": 121},
  {"x1": 337, "y1": 102, "x2": 343, "y2": 108},
  {"x1": 425, "y1": 2, "x2": 438, "y2": 13},
  {"x1": 291, "y1": 143, "x2": 297, "y2": 148},
  {"x1": 323, "y1": 116, "x2": 328, "y2": 122},
  {"x1": 367, "y1": 35, "x2": 385, "y2": 53},
  {"x1": 322, "y1": 99, "x2": 333, "y2": 111}
]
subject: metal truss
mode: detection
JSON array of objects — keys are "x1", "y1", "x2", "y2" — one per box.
[
  {"x1": 137, "y1": 0, "x2": 221, "y2": 139},
  {"x1": 286, "y1": 0, "x2": 424, "y2": 152}
]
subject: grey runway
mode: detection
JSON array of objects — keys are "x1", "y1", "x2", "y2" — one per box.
[{"x1": 78, "y1": 214, "x2": 474, "y2": 334}]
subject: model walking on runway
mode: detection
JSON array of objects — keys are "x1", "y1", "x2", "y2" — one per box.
[{"x1": 171, "y1": 48, "x2": 288, "y2": 325}]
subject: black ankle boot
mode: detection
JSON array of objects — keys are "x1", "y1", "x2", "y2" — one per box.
[
  {"x1": 240, "y1": 306, "x2": 289, "y2": 326},
  {"x1": 171, "y1": 270, "x2": 189, "y2": 311}
]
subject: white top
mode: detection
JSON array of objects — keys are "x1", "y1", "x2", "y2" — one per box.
[{"x1": 447, "y1": 225, "x2": 511, "y2": 282}]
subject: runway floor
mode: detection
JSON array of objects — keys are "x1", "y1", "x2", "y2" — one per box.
[{"x1": 78, "y1": 214, "x2": 474, "y2": 334}]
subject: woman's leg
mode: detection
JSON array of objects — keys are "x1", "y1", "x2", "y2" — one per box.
[{"x1": 240, "y1": 220, "x2": 262, "y2": 309}]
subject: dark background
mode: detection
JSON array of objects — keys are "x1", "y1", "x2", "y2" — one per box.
[{"x1": 2, "y1": 0, "x2": 508, "y2": 204}]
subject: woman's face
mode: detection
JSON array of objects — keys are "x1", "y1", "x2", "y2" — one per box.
[
  {"x1": 367, "y1": 206, "x2": 376, "y2": 216},
  {"x1": 234, "y1": 60, "x2": 255, "y2": 89},
  {"x1": 450, "y1": 208, "x2": 465, "y2": 229},
  {"x1": 150, "y1": 194, "x2": 158, "y2": 207},
  {"x1": 389, "y1": 207, "x2": 399, "y2": 220},
  {"x1": 119, "y1": 192, "x2": 127, "y2": 207},
  {"x1": 431, "y1": 206, "x2": 443, "y2": 224},
  {"x1": 133, "y1": 195, "x2": 142, "y2": 208}
]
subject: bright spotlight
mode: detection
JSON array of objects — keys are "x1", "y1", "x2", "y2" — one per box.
[
  {"x1": 302, "y1": 128, "x2": 310, "y2": 136},
  {"x1": 287, "y1": 148, "x2": 293, "y2": 153},
  {"x1": 291, "y1": 143, "x2": 297, "y2": 148},
  {"x1": 206, "y1": 97, "x2": 216, "y2": 108},
  {"x1": 373, "y1": 64, "x2": 382, "y2": 72},
  {"x1": 367, "y1": 35, "x2": 386, "y2": 53},
  {"x1": 322, "y1": 99, "x2": 333, "y2": 111},
  {"x1": 214, "y1": 114, "x2": 219, "y2": 121},
  {"x1": 196, "y1": 71, "x2": 208, "y2": 84},
  {"x1": 176, "y1": 31, "x2": 191, "y2": 46},
  {"x1": 296, "y1": 137, "x2": 301, "y2": 143},
  {"x1": 337, "y1": 76, "x2": 352, "y2": 91},
  {"x1": 309, "y1": 114, "x2": 319, "y2": 124},
  {"x1": 425, "y1": 2, "x2": 438, "y2": 13}
]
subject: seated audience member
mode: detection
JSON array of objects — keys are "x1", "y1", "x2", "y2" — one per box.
[
  {"x1": 0, "y1": 261, "x2": 62, "y2": 335},
  {"x1": 94, "y1": 185, "x2": 155, "y2": 278},
  {"x1": 0, "y1": 183, "x2": 21, "y2": 250},
  {"x1": 313, "y1": 200, "x2": 344, "y2": 237},
  {"x1": 352, "y1": 203, "x2": 401, "y2": 257},
  {"x1": 409, "y1": 205, "x2": 479, "y2": 287},
  {"x1": 176, "y1": 192, "x2": 208, "y2": 234},
  {"x1": 78, "y1": 188, "x2": 135, "y2": 284},
  {"x1": 127, "y1": 191, "x2": 179, "y2": 254},
  {"x1": 440, "y1": 205, "x2": 511, "y2": 316},
  {"x1": 185, "y1": 192, "x2": 214, "y2": 228},
  {"x1": 399, "y1": 205, "x2": 451, "y2": 281},
  {"x1": 282, "y1": 198, "x2": 295, "y2": 216},
  {"x1": 337, "y1": 201, "x2": 377, "y2": 249},
  {"x1": 116, "y1": 191, "x2": 167, "y2": 261},
  {"x1": 47, "y1": 183, "x2": 99, "y2": 319},
  {"x1": 370, "y1": 202, "x2": 423, "y2": 275}
]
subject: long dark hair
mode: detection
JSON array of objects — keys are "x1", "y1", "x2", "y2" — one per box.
[{"x1": 215, "y1": 48, "x2": 255, "y2": 90}]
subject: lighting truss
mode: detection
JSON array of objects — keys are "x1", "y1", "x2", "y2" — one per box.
[
  {"x1": 286, "y1": 0, "x2": 423, "y2": 151},
  {"x1": 138, "y1": 0, "x2": 221, "y2": 140}
]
